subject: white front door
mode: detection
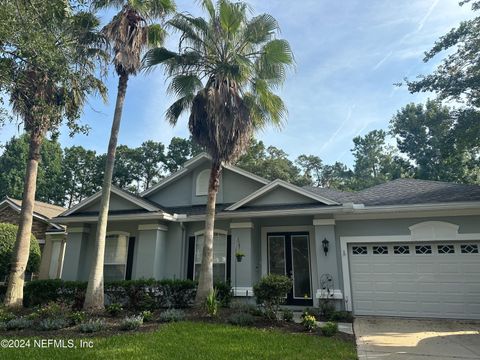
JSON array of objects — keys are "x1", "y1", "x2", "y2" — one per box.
[{"x1": 348, "y1": 242, "x2": 480, "y2": 319}]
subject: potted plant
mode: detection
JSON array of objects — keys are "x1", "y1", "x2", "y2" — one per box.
[{"x1": 235, "y1": 251, "x2": 245, "y2": 262}]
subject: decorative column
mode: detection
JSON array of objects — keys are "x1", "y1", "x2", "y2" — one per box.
[
  {"x1": 313, "y1": 219, "x2": 342, "y2": 306},
  {"x1": 230, "y1": 222, "x2": 254, "y2": 297},
  {"x1": 61, "y1": 226, "x2": 89, "y2": 281},
  {"x1": 133, "y1": 224, "x2": 168, "y2": 280}
]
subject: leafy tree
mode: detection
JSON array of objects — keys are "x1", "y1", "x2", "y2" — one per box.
[
  {"x1": 144, "y1": 0, "x2": 294, "y2": 304},
  {"x1": 405, "y1": 0, "x2": 480, "y2": 108},
  {"x1": 137, "y1": 140, "x2": 166, "y2": 191},
  {"x1": 295, "y1": 155, "x2": 323, "y2": 186},
  {"x1": 1, "y1": 1, "x2": 106, "y2": 307},
  {"x1": 390, "y1": 101, "x2": 479, "y2": 183},
  {"x1": 165, "y1": 137, "x2": 203, "y2": 173},
  {"x1": 319, "y1": 162, "x2": 353, "y2": 190},
  {"x1": 63, "y1": 146, "x2": 100, "y2": 208},
  {"x1": 85, "y1": 0, "x2": 175, "y2": 310}
]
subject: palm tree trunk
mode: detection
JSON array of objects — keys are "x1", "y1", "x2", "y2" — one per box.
[
  {"x1": 194, "y1": 161, "x2": 222, "y2": 306},
  {"x1": 84, "y1": 72, "x2": 129, "y2": 311},
  {"x1": 4, "y1": 132, "x2": 43, "y2": 308}
]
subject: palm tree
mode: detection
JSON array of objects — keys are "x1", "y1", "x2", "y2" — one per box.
[
  {"x1": 84, "y1": 0, "x2": 175, "y2": 310},
  {"x1": 144, "y1": 0, "x2": 294, "y2": 304},
  {"x1": 3, "y1": 5, "x2": 107, "y2": 307}
]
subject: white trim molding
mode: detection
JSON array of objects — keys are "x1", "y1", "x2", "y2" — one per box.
[
  {"x1": 339, "y1": 222, "x2": 480, "y2": 312},
  {"x1": 313, "y1": 219, "x2": 336, "y2": 226},
  {"x1": 232, "y1": 287, "x2": 254, "y2": 297},
  {"x1": 230, "y1": 222, "x2": 254, "y2": 229},
  {"x1": 138, "y1": 224, "x2": 168, "y2": 232},
  {"x1": 226, "y1": 179, "x2": 338, "y2": 211},
  {"x1": 315, "y1": 289, "x2": 343, "y2": 300}
]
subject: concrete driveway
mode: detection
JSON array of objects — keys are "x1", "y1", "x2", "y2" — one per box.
[{"x1": 354, "y1": 317, "x2": 480, "y2": 360}]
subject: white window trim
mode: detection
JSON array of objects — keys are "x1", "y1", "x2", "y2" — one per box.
[
  {"x1": 195, "y1": 169, "x2": 210, "y2": 196},
  {"x1": 104, "y1": 231, "x2": 129, "y2": 281},
  {"x1": 194, "y1": 230, "x2": 228, "y2": 282},
  {"x1": 340, "y1": 221, "x2": 480, "y2": 311}
]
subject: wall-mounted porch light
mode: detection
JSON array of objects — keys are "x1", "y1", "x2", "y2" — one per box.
[{"x1": 322, "y1": 238, "x2": 329, "y2": 256}]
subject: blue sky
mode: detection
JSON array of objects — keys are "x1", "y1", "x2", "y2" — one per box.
[{"x1": 0, "y1": 0, "x2": 475, "y2": 166}]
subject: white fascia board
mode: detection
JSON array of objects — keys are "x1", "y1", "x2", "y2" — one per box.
[
  {"x1": 225, "y1": 179, "x2": 338, "y2": 211},
  {"x1": 62, "y1": 187, "x2": 160, "y2": 217},
  {"x1": 52, "y1": 212, "x2": 175, "y2": 224}
]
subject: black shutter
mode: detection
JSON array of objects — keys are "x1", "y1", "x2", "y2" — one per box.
[
  {"x1": 125, "y1": 237, "x2": 135, "y2": 280},
  {"x1": 226, "y1": 235, "x2": 232, "y2": 283},
  {"x1": 187, "y1": 236, "x2": 195, "y2": 280}
]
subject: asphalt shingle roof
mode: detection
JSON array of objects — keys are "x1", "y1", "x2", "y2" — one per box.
[{"x1": 6, "y1": 197, "x2": 66, "y2": 219}]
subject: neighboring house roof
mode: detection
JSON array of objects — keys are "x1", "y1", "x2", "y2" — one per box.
[{"x1": 0, "y1": 197, "x2": 66, "y2": 230}]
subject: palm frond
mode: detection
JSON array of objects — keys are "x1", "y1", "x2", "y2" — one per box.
[
  {"x1": 165, "y1": 94, "x2": 195, "y2": 125},
  {"x1": 167, "y1": 74, "x2": 203, "y2": 97}
]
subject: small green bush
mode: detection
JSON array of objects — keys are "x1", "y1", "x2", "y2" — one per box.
[
  {"x1": 0, "y1": 307, "x2": 15, "y2": 322},
  {"x1": 6, "y1": 317, "x2": 33, "y2": 330},
  {"x1": 321, "y1": 321, "x2": 338, "y2": 337},
  {"x1": 37, "y1": 318, "x2": 68, "y2": 331},
  {"x1": 329, "y1": 310, "x2": 353, "y2": 322},
  {"x1": 106, "y1": 303, "x2": 123, "y2": 317},
  {"x1": 35, "y1": 301, "x2": 64, "y2": 319},
  {"x1": 120, "y1": 315, "x2": 143, "y2": 331},
  {"x1": 0, "y1": 223, "x2": 41, "y2": 279},
  {"x1": 302, "y1": 314, "x2": 317, "y2": 332},
  {"x1": 282, "y1": 309, "x2": 294, "y2": 322},
  {"x1": 253, "y1": 274, "x2": 292, "y2": 320},
  {"x1": 140, "y1": 310, "x2": 153, "y2": 322},
  {"x1": 228, "y1": 312, "x2": 255, "y2": 326},
  {"x1": 159, "y1": 309, "x2": 185, "y2": 323},
  {"x1": 205, "y1": 288, "x2": 218, "y2": 317},
  {"x1": 214, "y1": 281, "x2": 232, "y2": 307},
  {"x1": 318, "y1": 299, "x2": 335, "y2": 319},
  {"x1": 68, "y1": 311, "x2": 86, "y2": 325},
  {"x1": 79, "y1": 319, "x2": 106, "y2": 333}
]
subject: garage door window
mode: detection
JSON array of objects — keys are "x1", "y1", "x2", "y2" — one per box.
[
  {"x1": 352, "y1": 246, "x2": 367, "y2": 255},
  {"x1": 415, "y1": 245, "x2": 432, "y2": 254},
  {"x1": 437, "y1": 244, "x2": 455, "y2": 254},
  {"x1": 373, "y1": 245, "x2": 388, "y2": 255},
  {"x1": 461, "y1": 244, "x2": 478, "y2": 254},
  {"x1": 393, "y1": 245, "x2": 410, "y2": 254}
]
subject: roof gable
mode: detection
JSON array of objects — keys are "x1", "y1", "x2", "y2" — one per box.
[
  {"x1": 225, "y1": 179, "x2": 338, "y2": 211},
  {"x1": 61, "y1": 186, "x2": 160, "y2": 217}
]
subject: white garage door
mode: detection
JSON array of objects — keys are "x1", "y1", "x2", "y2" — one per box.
[{"x1": 349, "y1": 242, "x2": 480, "y2": 319}]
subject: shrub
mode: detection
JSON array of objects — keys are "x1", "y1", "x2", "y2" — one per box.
[
  {"x1": 329, "y1": 310, "x2": 353, "y2": 322},
  {"x1": 159, "y1": 309, "x2": 185, "y2": 323},
  {"x1": 6, "y1": 317, "x2": 33, "y2": 330},
  {"x1": 205, "y1": 288, "x2": 218, "y2": 317},
  {"x1": 120, "y1": 315, "x2": 143, "y2": 331},
  {"x1": 23, "y1": 280, "x2": 87, "y2": 308},
  {"x1": 302, "y1": 314, "x2": 317, "y2": 332},
  {"x1": 0, "y1": 223, "x2": 40, "y2": 279},
  {"x1": 68, "y1": 311, "x2": 86, "y2": 325},
  {"x1": 282, "y1": 309, "x2": 294, "y2": 322},
  {"x1": 140, "y1": 310, "x2": 153, "y2": 322},
  {"x1": 106, "y1": 303, "x2": 123, "y2": 317},
  {"x1": 228, "y1": 312, "x2": 255, "y2": 326},
  {"x1": 0, "y1": 307, "x2": 15, "y2": 323},
  {"x1": 253, "y1": 274, "x2": 292, "y2": 320},
  {"x1": 35, "y1": 301, "x2": 64, "y2": 319},
  {"x1": 79, "y1": 319, "x2": 106, "y2": 333},
  {"x1": 318, "y1": 299, "x2": 336, "y2": 319},
  {"x1": 214, "y1": 281, "x2": 232, "y2": 307},
  {"x1": 37, "y1": 318, "x2": 68, "y2": 331},
  {"x1": 321, "y1": 322, "x2": 338, "y2": 337},
  {"x1": 231, "y1": 302, "x2": 263, "y2": 316}
]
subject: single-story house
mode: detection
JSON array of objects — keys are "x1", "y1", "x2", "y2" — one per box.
[
  {"x1": 0, "y1": 197, "x2": 66, "y2": 280},
  {"x1": 53, "y1": 153, "x2": 480, "y2": 319}
]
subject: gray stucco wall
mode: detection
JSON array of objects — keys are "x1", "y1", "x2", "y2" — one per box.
[
  {"x1": 248, "y1": 187, "x2": 317, "y2": 206},
  {"x1": 82, "y1": 193, "x2": 142, "y2": 212},
  {"x1": 223, "y1": 169, "x2": 264, "y2": 203}
]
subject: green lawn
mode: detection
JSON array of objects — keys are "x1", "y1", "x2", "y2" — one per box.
[{"x1": 0, "y1": 321, "x2": 356, "y2": 360}]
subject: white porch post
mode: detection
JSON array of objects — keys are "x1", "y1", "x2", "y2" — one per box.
[
  {"x1": 230, "y1": 222, "x2": 254, "y2": 296},
  {"x1": 133, "y1": 224, "x2": 168, "y2": 280},
  {"x1": 61, "y1": 226, "x2": 89, "y2": 281}
]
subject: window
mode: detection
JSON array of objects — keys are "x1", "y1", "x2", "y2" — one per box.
[
  {"x1": 373, "y1": 245, "x2": 388, "y2": 255},
  {"x1": 194, "y1": 232, "x2": 227, "y2": 283},
  {"x1": 196, "y1": 169, "x2": 210, "y2": 196},
  {"x1": 415, "y1": 245, "x2": 432, "y2": 255},
  {"x1": 352, "y1": 246, "x2": 367, "y2": 255},
  {"x1": 438, "y1": 244, "x2": 455, "y2": 254},
  {"x1": 393, "y1": 245, "x2": 410, "y2": 254},
  {"x1": 461, "y1": 244, "x2": 479, "y2": 254},
  {"x1": 104, "y1": 234, "x2": 128, "y2": 282}
]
